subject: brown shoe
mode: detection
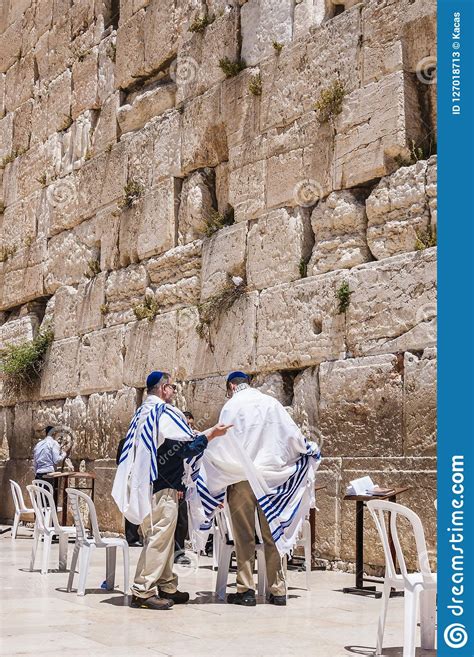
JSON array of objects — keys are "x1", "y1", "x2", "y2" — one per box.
[
  {"x1": 159, "y1": 589, "x2": 190, "y2": 604},
  {"x1": 130, "y1": 594, "x2": 173, "y2": 610}
]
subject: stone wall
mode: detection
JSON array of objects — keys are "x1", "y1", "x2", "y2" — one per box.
[{"x1": 0, "y1": 0, "x2": 437, "y2": 569}]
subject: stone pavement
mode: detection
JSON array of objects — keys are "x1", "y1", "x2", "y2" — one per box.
[{"x1": 0, "y1": 527, "x2": 436, "y2": 657}]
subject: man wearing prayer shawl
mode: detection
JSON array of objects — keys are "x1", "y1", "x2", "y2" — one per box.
[
  {"x1": 185, "y1": 371, "x2": 321, "y2": 607},
  {"x1": 112, "y1": 370, "x2": 231, "y2": 610}
]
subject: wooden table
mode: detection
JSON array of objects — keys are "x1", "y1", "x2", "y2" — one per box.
[
  {"x1": 44, "y1": 471, "x2": 96, "y2": 526},
  {"x1": 342, "y1": 486, "x2": 411, "y2": 598}
]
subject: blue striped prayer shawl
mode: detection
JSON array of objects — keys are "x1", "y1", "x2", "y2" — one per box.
[{"x1": 119, "y1": 403, "x2": 165, "y2": 482}]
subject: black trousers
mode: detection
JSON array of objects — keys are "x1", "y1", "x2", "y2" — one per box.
[
  {"x1": 125, "y1": 518, "x2": 141, "y2": 545},
  {"x1": 174, "y1": 497, "x2": 189, "y2": 553}
]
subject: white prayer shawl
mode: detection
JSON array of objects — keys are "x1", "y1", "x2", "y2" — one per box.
[
  {"x1": 185, "y1": 387, "x2": 321, "y2": 556},
  {"x1": 112, "y1": 395, "x2": 194, "y2": 525}
]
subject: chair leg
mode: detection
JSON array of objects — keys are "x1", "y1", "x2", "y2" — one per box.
[
  {"x1": 403, "y1": 588, "x2": 418, "y2": 657},
  {"x1": 122, "y1": 544, "x2": 130, "y2": 594},
  {"x1": 105, "y1": 546, "x2": 117, "y2": 591},
  {"x1": 420, "y1": 589, "x2": 436, "y2": 649},
  {"x1": 77, "y1": 545, "x2": 93, "y2": 596},
  {"x1": 41, "y1": 534, "x2": 52, "y2": 575},
  {"x1": 375, "y1": 579, "x2": 392, "y2": 655},
  {"x1": 215, "y1": 546, "x2": 232, "y2": 600},
  {"x1": 29, "y1": 528, "x2": 40, "y2": 571},
  {"x1": 256, "y1": 548, "x2": 267, "y2": 598},
  {"x1": 58, "y1": 532, "x2": 68, "y2": 571},
  {"x1": 67, "y1": 544, "x2": 80, "y2": 592},
  {"x1": 12, "y1": 511, "x2": 20, "y2": 539}
]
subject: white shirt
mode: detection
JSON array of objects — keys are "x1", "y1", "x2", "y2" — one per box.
[{"x1": 33, "y1": 436, "x2": 66, "y2": 474}]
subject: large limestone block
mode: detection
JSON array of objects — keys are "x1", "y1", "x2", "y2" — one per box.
[
  {"x1": 252, "y1": 372, "x2": 293, "y2": 406},
  {"x1": 115, "y1": 8, "x2": 146, "y2": 90},
  {"x1": 366, "y1": 158, "x2": 435, "y2": 259},
  {"x1": 79, "y1": 327, "x2": 125, "y2": 394},
  {"x1": 33, "y1": 19, "x2": 73, "y2": 86},
  {"x1": 220, "y1": 69, "x2": 261, "y2": 151},
  {"x1": 0, "y1": 315, "x2": 37, "y2": 349},
  {"x1": 256, "y1": 273, "x2": 346, "y2": 372},
  {"x1": 241, "y1": 0, "x2": 294, "y2": 66},
  {"x1": 76, "y1": 273, "x2": 106, "y2": 335},
  {"x1": 78, "y1": 142, "x2": 128, "y2": 221},
  {"x1": 4, "y1": 136, "x2": 60, "y2": 207},
  {"x1": 319, "y1": 355, "x2": 404, "y2": 457},
  {"x1": 177, "y1": 169, "x2": 215, "y2": 245},
  {"x1": 2, "y1": 191, "x2": 41, "y2": 255},
  {"x1": 1, "y1": 263, "x2": 45, "y2": 310},
  {"x1": 228, "y1": 160, "x2": 266, "y2": 222},
  {"x1": 260, "y1": 9, "x2": 361, "y2": 131},
  {"x1": 0, "y1": 113, "x2": 13, "y2": 161},
  {"x1": 12, "y1": 99, "x2": 34, "y2": 154},
  {"x1": 40, "y1": 337, "x2": 81, "y2": 399},
  {"x1": 97, "y1": 33, "x2": 116, "y2": 103},
  {"x1": 426, "y1": 156, "x2": 437, "y2": 226},
  {"x1": 117, "y1": 83, "x2": 176, "y2": 135},
  {"x1": 247, "y1": 208, "x2": 313, "y2": 290},
  {"x1": 154, "y1": 276, "x2": 200, "y2": 311},
  {"x1": 181, "y1": 88, "x2": 227, "y2": 175},
  {"x1": 147, "y1": 241, "x2": 202, "y2": 286},
  {"x1": 201, "y1": 223, "x2": 247, "y2": 299},
  {"x1": 176, "y1": 292, "x2": 258, "y2": 380},
  {"x1": 118, "y1": 179, "x2": 178, "y2": 264},
  {"x1": 0, "y1": 459, "x2": 34, "y2": 521},
  {"x1": 5, "y1": 52, "x2": 35, "y2": 112},
  {"x1": 92, "y1": 91, "x2": 119, "y2": 155},
  {"x1": 341, "y1": 457, "x2": 437, "y2": 568},
  {"x1": 43, "y1": 174, "x2": 81, "y2": 236},
  {"x1": 105, "y1": 264, "x2": 148, "y2": 326},
  {"x1": 292, "y1": 367, "x2": 320, "y2": 442},
  {"x1": 0, "y1": 407, "x2": 13, "y2": 460},
  {"x1": 404, "y1": 348, "x2": 436, "y2": 456},
  {"x1": 0, "y1": 21, "x2": 22, "y2": 74},
  {"x1": 176, "y1": 7, "x2": 240, "y2": 103},
  {"x1": 346, "y1": 249, "x2": 437, "y2": 356},
  {"x1": 0, "y1": 73, "x2": 5, "y2": 118},
  {"x1": 123, "y1": 313, "x2": 178, "y2": 388},
  {"x1": 143, "y1": 0, "x2": 179, "y2": 74},
  {"x1": 293, "y1": 0, "x2": 326, "y2": 39},
  {"x1": 71, "y1": 46, "x2": 100, "y2": 119},
  {"x1": 44, "y1": 230, "x2": 98, "y2": 294},
  {"x1": 56, "y1": 112, "x2": 94, "y2": 178},
  {"x1": 52, "y1": 285, "x2": 78, "y2": 339},
  {"x1": 334, "y1": 71, "x2": 422, "y2": 189},
  {"x1": 308, "y1": 191, "x2": 371, "y2": 275},
  {"x1": 179, "y1": 376, "x2": 227, "y2": 429}
]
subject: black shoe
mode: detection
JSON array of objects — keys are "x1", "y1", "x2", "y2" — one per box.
[
  {"x1": 227, "y1": 589, "x2": 257, "y2": 606},
  {"x1": 267, "y1": 593, "x2": 287, "y2": 606},
  {"x1": 174, "y1": 553, "x2": 191, "y2": 565},
  {"x1": 127, "y1": 541, "x2": 143, "y2": 547},
  {"x1": 159, "y1": 589, "x2": 190, "y2": 604},
  {"x1": 130, "y1": 594, "x2": 173, "y2": 610}
]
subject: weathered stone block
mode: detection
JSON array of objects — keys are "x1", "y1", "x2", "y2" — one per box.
[
  {"x1": 256, "y1": 273, "x2": 346, "y2": 372},
  {"x1": 228, "y1": 160, "x2": 266, "y2": 222},
  {"x1": 176, "y1": 292, "x2": 258, "y2": 380},
  {"x1": 40, "y1": 337, "x2": 81, "y2": 399},
  {"x1": 241, "y1": 0, "x2": 293, "y2": 66},
  {"x1": 178, "y1": 376, "x2": 227, "y2": 429},
  {"x1": 115, "y1": 8, "x2": 146, "y2": 90},
  {"x1": 292, "y1": 366, "x2": 320, "y2": 442},
  {"x1": 0, "y1": 113, "x2": 13, "y2": 161},
  {"x1": 79, "y1": 327, "x2": 125, "y2": 394},
  {"x1": 201, "y1": 223, "x2": 247, "y2": 299},
  {"x1": 313, "y1": 458, "x2": 343, "y2": 561},
  {"x1": 5, "y1": 52, "x2": 35, "y2": 112},
  {"x1": 52, "y1": 285, "x2": 78, "y2": 340},
  {"x1": 117, "y1": 83, "x2": 176, "y2": 134},
  {"x1": 76, "y1": 273, "x2": 106, "y2": 335},
  {"x1": 247, "y1": 208, "x2": 313, "y2": 290},
  {"x1": 334, "y1": 71, "x2": 421, "y2": 188},
  {"x1": 44, "y1": 230, "x2": 98, "y2": 293},
  {"x1": 154, "y1": 276, "x2": 200, "y2": 311},
  {"x1": 181, "y1": 88, "x2": 227, "y2": 174},
  {"x1": 319, "y1": 355, "x2": 404, "y2": 457},
  {"x1": 105, "y1": 264, "x2": 148, "y2": 326},
  {"x1": 177, "y1": 169, "x2": 215, "y2": 245},
  {"x1": 252, "y1": 372, "x2": 293, "y2": 406},
  {"x1": 123, "y1": 313, "x2": 178, "y2": 388},
  {"x1": 366, "y1": 159, "x2": 434, "y2": 260},
  {"x1": 78, "y1": 142, "x2": 128, "y2": 220},
  {"x1": 93, "y1": 460, "x2": 124, "y2": 532},
  {"x1": 71, "y1": 47, "x2": 100, "y2": 119},
  {"x1": 92, "y1": 91, "x2": 119, "y2": 154},
  {"x1": 404, "y1": 348, "x2": 436, "y2": 456},
  {"x1": 0, "y1": 315, "x2": 37, "y2": 350},
  {"x1": 1, "y1": 264, "x2": 45, "y2": 310},
  {"x1": 143, "y1": 0, "x2": 178, "y2": 74},
  {"x1": 345, "y1": 249, "x2": 436, "y2": 355},
  {"x1": 308, "y1": 191, "x2": 371, "y2": 275},
  {"x1": 147, "y1": 241, "x2": 202, "y2": 286}
]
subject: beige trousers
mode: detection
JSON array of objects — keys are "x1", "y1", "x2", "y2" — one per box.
[
  {"x1": 131, "y1": 488, "x2": 178, "y2": 599},
  {"x1": 227, "y1": 480, "x2": 286, "y2": 596}
]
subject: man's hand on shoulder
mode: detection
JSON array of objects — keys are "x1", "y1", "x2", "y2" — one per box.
[{"x1": 207, "y1": 423, "x2": 233, "y2": 441}]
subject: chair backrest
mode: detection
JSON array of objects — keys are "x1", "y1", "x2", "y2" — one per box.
[
  {"x1": 27, "y1": 484, "x2": 60, "y2": 534},
  {"x1": 10, "y1": 480, "x2": 29, "y2": 513},
  {"x1": 65, "y1": 488, "x2": 103, "y2": 547},
  {"x1": 32, "y1": 479, "x2": 55, "y2": 511},
  {"x1": 367, "y1": 499, "x2": 434, "y2": 584}
]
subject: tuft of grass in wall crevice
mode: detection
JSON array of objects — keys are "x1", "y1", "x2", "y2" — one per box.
[
  {"x1": 196, "y1": 275, "x2": 246, "y2": 341},
  {"x1": 0, "y1": 329, "x2": 54, "y2": 392},
  {"x1": 336, "y1": 280, "x2": 352, "y2": 314}
]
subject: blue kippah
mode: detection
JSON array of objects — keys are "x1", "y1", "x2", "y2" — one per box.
[
  {"x1": 226, "y1": 370, "x2": 250, "y2": 384},
  {"x1": 146, "y1": 371, "x2": 164, "y2": 389}
]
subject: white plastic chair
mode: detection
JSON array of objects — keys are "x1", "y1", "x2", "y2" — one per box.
[
  {"x1": 367, "y1": 500, "x2": 437, "y2": 657},
  {"x1": 27, "y1": 484, "x2": 76, "y2": 573},
  {"x1": 214, "y1": 509, "x2": 267, "y2": 600},
  {"x1": 66, "y1": 488, "x2": 129, "y2": 596},
  {"x1": 294, "y1": 517, "x2": 312, "y2": 590},
  {"x1": 32, "y1": 479, "x2": 63, "y2": 514},
  {"x1": 9, "y1": 480, "x2": 35, "y2": 538}
]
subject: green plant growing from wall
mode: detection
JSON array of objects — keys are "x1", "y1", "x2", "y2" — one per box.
[
  {"x1": 273, "y1": 41, "x2": 284, "y2": 54},
  {"x1": 119, "y1": 180, "x2": 144, "y2": 209},
  {"x1": 133, "y1": 295, "x2": 159, "y2": 321},
  {"x1": 336, "y1": 280, "x2": 352, "y2": 314},
  {"x1": 85, "y1": 259, "x2": 101, "y2": 278},
  {"x1": 248, "y1": 73, "x2": 262, "y2": 96},
  {"x1": 299, "y1": 258, "x2": 308, "y2": 279},
  {"x1": 189, "y1": 13, "x2": 215, "y2": 32},
  {"x1": 0, "y1": 244, "x2": 17, "y2": 263},
  {"x1": 219, "y1": 57, "x2": 247, "y2": 78},
  {"x1": 415, "y1": 226, "x2": 437, "y2": 251},
  {"x1": 0, "y1": 329, "x2": 54, "y2": 392},
  {"x1": 201, "y1": 208, "x2": 235, "y2": 238},
  {"x1": 196, "y1": 275, "x2": 246, "y2": 342},
  {"x1": 315, "y1": 79, "x2": 346, "y2": 124}
]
